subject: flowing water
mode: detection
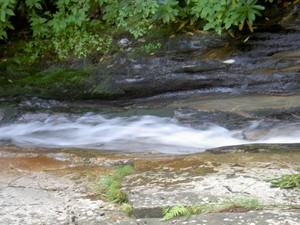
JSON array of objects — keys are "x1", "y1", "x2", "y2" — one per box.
[
  {"x1": 1, "y1": 25, "x2": 300, "y2": 154},
  {"x1": 0, "y1": 100, "x2": 299, "y2": 154}
]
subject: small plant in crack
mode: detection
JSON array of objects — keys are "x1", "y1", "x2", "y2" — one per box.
[
  {"x1": 270, "y1": 168, "x2": 300, "y2": 190},
  {"x1": 161, "y1": 198, "x2": 262, "y2": 221},
  {"x1": 96, "y1": 165, "x2": 135, "y2": 214}
]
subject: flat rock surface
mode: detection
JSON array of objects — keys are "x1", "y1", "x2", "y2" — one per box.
[{"x1": 0, "y1": 145, "x2": 299, "y2": 224}]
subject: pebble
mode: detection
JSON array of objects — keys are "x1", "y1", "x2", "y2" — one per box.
[{"x1": 86, "y1": 211, "x2": 93, "y2": 216}]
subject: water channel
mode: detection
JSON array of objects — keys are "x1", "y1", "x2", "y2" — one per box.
[
  {"x1": 1, "y1": 20, "x2": 300, "y2": 154},
  {"x1": 0, "y1": 94, "x2": 299, "y2": 154}
]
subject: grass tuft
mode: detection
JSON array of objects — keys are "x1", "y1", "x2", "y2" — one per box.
[
  {"x1": 121, "y1": 203, "x2": 134, "y2": 217},
  {"x1": 217, "y1": 198, "x2": 262, "y2": 212},
  {"x1": 97, "y1": 165, "x2": 134, "y2": 204},
  {"x1": 270, "y1": 174, "x2": 300, "y2": 190}
]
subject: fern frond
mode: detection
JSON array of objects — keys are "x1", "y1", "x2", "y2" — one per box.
[
  {"x1": 161, "y1": 205, "x2": 190, "y2": 221},
  {"x1": 162, "y1": 206, "x2": 170, "y2": 216}
]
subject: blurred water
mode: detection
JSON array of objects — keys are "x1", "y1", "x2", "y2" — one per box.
[{"x1": 0, "y1": 113, "x2": 299, "y2": 154}]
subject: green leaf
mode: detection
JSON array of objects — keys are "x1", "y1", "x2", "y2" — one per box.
[
  {"x1": 0, "y1": 12, "x2": 6, "y2": 22},
  {"x1": 7, "y1": 22, "x2": 14, "y2": 30},
  {"x1": 5, "y1": 9, "x2": 15, "y2": 16},
  {"x1": 0, "y1": 29, "x2": 8, "y2": 39},
  {"x1": 231, "y1": 0, "x2": 236, "y2": 7},
  {"x1": 214, "y1": 3, "x2": 223, "y2": 11},
  {"x1": 248, "y1": 8, "x2": 256, "y2": 23},
  {"x1": 252, "y1": 5, "x2": 265, "y2": 11},
  {"x1": 34, "y1": 3, "x2": 43, "y2": 10}
]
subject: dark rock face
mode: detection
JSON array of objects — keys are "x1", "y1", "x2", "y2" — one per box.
[{"x1": 89, "y1": 27, "x2": 300, "y2": 99}]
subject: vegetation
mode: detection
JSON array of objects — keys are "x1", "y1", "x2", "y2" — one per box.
[
  {"x1": 270, "y1": 168, "x2": 300, "y2": 190},
  {"x1": 0, "y1": 63, "x2": 91, "y2": 99},
  {"x1": 2, "y1": 0, "x2": 293, "y2": 60},
  {"x1": 120, "y1": 202, "x2": 134, "y2": 217},
  {"x1": 161, "y1": 198, "x2": 262, "y2": 221},
  {"x1": 97, "y1": 165, "x2": 135, "y2": 216}
]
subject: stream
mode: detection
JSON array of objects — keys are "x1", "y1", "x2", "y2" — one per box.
[
  {"x1": 0, "y1": 94, "x2": 299, "y2": 154},
  {"x1": 1, "y1": 15, "x2": 300, "y2": 154}
]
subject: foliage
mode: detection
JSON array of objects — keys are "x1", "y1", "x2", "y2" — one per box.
[
  {"x1": 0, "y1": 0, "x2": 16, "y2": 39},
  {"x1": 188, "y1": 0, "x2": 275, "y2": 34},
  {"x1": 218, "y1": 197, "x2": 262, "y2": 211},
  {"x1": 139, "y1": 42, "x2": 162, "y2": 53},
  {"x1": 98, "y1": 0, "x2": 159, "y2": 38},
  {"x1": 97, "y1": 165, "x2": 134, "y2": 204},
  {"x1": 154, "y1": 0, "x2": 179, "y2": 23},
  {"x1": 161, "y1": 204, "x2": 191, "y2": 221},
  {"x1": 161, "y1": 198, "x2": 261, "y2": 221},
  {"x1": 97, "y1": 165, "x2": 135, "y2": 217},
  {"x1": 0, "y1": 0, "x2": 285, "y2": 60},
  {"x1": 25, "y1": 30, "x2": 113, "y2": 61},
  {"x1": 270, "y1": 169, "x2": 300, "y2": 190},
  {"x1": 121, "y1": 202, "x2": 134, "y2": 217}
]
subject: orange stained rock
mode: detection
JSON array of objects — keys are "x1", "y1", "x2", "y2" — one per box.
[{"x1": 0, "y1": 156, "x2": 70, "y2": 172}]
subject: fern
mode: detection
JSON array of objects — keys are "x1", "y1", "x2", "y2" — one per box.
[
  {"x1": 189, "y1": 204, "x2": 213, "y2": 214},
  {"x1": 161, "y1": 205, "x2": 191, "y2": 221},
  {"x1": 161, "y1": 200, "x2": 261, "y2": 221}
]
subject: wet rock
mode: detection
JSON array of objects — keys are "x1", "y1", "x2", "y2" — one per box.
[
  {"x1": 242, "y1": 121, "x2": 300, "y2": 141},
  {"x1": 174, "y1": 108, "x2": 249, "y2": 129},
  {"x1": 18, "y1": 97, "x2": 65, "y2": 109},
  {"x1": 118, "y1": 38, "x2": 131, "y2": 48},
  {"x1": 0, "y1": 103, "x2": 19, "y2": 124},
  {"x1": 1, "y1": 20, "x2": 300, "y2": 100},
  {"x1": 278, "y1": 5, "x2": 300, "y2": 31},
  {"x1": 133, "y1": 207, "x2": 163, "y2": 218},
  {"x1": 88, "y1": 27, "x2": 300, "y2": 99},
  {"x1": 206, "y1": 143, "x2": 300, "y2": 154},
  {"x1": 1, "y1": 145, "x2": 300, "y2": 224}
]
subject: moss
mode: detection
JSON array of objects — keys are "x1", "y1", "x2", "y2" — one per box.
[{"x1": 0, "y1": 61, "x2": 92, "y2": 99}]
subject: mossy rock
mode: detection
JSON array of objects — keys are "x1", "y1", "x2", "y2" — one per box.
[{"x1": 0, "y1": 60, "x2": 93, "y2": 99}]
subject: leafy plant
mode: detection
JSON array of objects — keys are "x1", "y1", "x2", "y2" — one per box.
[
  {"x1": 139, "y1": 42, "x2": 162, "y2": 53},
  {"x1": 0, "y1": 0, "x2": 112, "y2": 59},
  {"x1": 0, "y1": 0, "x2": 279, "y2": 60},
  {"x1": 189, "y1": 0, "x2": 274, "y2": 34},
  {"x1": 99, "y1": 0, "x2": 159, "y2": 38},
  {"x1": 154, "y1": 0, "x2": 179, "y2": 23},
  {"x1": 0, "y1": 0, "x2": 16, "y2": 39}
]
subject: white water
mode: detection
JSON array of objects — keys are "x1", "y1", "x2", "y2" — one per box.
[{"x1": 0, "y1": 113, "x2": 299, "y2": 153}]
